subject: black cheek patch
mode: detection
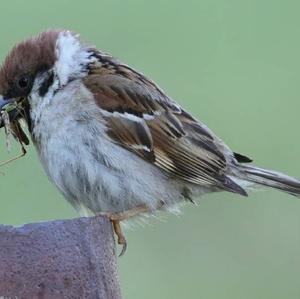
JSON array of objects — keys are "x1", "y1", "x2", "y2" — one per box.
[{"x1": 39, "y1": 72, "x2": 54, "y2": 97}]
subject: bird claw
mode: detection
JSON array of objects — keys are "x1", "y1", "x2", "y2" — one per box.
[
  {"x1": 98, "y1": 204, "x2": 152, "y2": 257},
  {"x1": 117, "y1": 235, "x2": 127, "y2": 257},
  {"x1": 98, "y1": 212, "x2": 128, "y2": 256},
  {"x1": 111, "y1": 218, "x2": 127, "y2": 257}
]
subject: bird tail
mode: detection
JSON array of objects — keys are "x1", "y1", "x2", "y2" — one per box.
[{"x1": 236, "y1": 164, "x2": 300, "y2": 197}]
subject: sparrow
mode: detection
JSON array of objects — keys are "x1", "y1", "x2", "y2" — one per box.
[{"x1": 1, "y1": 30, "x2": 300, "y2": 255}]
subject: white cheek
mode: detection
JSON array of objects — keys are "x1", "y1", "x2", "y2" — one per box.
[
  {"x1": 28, "y1": 73, "x2": 58, "y2": 122},
  {"x1": 28, "y1": 31, "x2": 98, "y2": 127}
]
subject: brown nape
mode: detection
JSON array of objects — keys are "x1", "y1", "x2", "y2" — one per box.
[{"x1": 0, "y1": 30, "x2": 61, "y2": 96}]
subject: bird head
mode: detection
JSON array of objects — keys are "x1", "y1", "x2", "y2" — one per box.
[{"x1": 0, "y1": 30, "x2": 93, "y2": 129}]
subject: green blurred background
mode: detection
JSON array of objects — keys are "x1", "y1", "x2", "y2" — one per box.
[{"x1": 1, "y1": 0, "x2": 300, "y2": 298}]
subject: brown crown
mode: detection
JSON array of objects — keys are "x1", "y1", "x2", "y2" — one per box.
[{"x1": 0, "y1": 30, "x2": 61, "y2": 96}]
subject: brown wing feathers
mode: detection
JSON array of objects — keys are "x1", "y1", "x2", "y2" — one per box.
[
  {"x1": 85, "y1": 52, "x2": 247, "y2": 196},
  {"x1": 106, "y1": 116, "x2": 155, "y2": 162}
]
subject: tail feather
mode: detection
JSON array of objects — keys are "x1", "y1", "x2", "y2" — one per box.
[{"x1": 237, "y1": 164, "x2": 300, "y2": 197}]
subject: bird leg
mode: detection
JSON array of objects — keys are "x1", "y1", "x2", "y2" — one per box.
[
  {"x1": 111, "y1": 220, "x2": 127, "y2": 257},
  {"x1": 100, "y1": 203, "x2": 161, "y2": 256}
]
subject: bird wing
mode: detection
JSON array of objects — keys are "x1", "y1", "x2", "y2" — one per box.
[{"x1": 83, "y1": 51, "x2": 246, "y2": 195}]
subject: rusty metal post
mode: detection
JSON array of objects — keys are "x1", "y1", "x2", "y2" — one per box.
[{"x1": 0, "y1": 216, "x2": 122, "y2": 299}]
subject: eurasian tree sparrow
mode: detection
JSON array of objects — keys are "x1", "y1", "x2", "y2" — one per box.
[{"x1": 1, "y1": 30, "x2": 300, "y2": 254}]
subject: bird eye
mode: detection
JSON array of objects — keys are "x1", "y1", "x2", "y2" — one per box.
[
  {"x1": 14, "y1": 74, "x2": 33, "y2": 96},
  {"x1": 17, "y1": 75, "x2": 30, "y2": 90}
]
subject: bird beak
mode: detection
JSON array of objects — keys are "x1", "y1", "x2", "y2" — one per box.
[
  {"x1": 0, "y1": 96, "x2": 21, "y2": 128},
  {"x1": 0, "y1": 96, "x2": 11, "y2": 110}
]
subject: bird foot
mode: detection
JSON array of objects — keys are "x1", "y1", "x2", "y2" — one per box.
[{"x1": 99, "y1": 204, "x2": 150, "y2": 256}]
